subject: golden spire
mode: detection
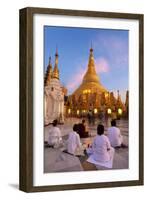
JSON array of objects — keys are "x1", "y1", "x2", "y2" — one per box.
[
  {"x1": 82, "y1": 47, "x2": 99, "y2": 84},
  {"x1": 125, "y1": 90, "x2": 129, "y2": 116},
  {"x1": 125, "y1": 90, "x2": 129, "y2": 107},
  {"x1": 116, "y1": 90, "x2": 123, "y2": 108},
  {"x1": 44, "y1": 56, "x2": 52, "y2": 86},
  {"x1": 117, "y1": 90, "x2": 120, "y2": 100},
  {"x1": 72, "y1": 47, "x2": 107, "y2": 96},
  {"x1": 117, "y1": 90, "x2": 120, "y2": 102},
  {"x1": 52, "y1": 47, "x2": 59, "y2": 79}
]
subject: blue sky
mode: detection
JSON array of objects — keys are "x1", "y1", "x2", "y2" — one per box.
[{"x1": 44, "y1": 26, "x2": 128, "y2": 102}]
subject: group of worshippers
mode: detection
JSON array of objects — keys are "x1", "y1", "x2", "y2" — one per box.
[{"x1": 47, "y1": 119, "x2": 127, "y2": 166}]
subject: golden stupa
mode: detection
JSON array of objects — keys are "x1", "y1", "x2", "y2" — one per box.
[
  {"x1": 73, "y1": 47, "x2": 107, "y2": 96},
  {"x1": 66, "y1": 47, "x2": 125, "y2": 118}
]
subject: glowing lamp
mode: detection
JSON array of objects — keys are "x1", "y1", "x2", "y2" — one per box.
[
  {"x1": 107, "y1": 108, "x2": 112, "y2": 114},
  {"x1": 105, "y1": 93, "x2": 108, "y2": 98},
  {"x1": 77, "y1": 110, "x2": 80, "y2": 115},
  {"x1": 118, "y1": 108, "x2": 122, "y2": 115},
  {"x1": 94, "y1": 108, "x2": 98, "y2": 114},
  {"x1": 68, "y1": 109, "x2": 71, "y2": 114}
]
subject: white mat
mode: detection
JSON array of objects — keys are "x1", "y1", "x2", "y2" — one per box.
[{"x1": 87, "y1": 149, "x2": 115, "y2": 169}]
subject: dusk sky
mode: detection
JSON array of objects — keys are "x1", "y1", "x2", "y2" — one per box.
[{"x1": 44, "y1": 26, "x2": 129, "y2": 102}]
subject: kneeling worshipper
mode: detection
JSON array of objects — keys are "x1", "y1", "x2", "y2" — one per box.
[
  {"x1": 86, "y1": 124, "x2": 115, "y2": 169},
  {"x1": 77, "y1": 119, "x2": 89, "y2": 138},
  {"x1": 66, "y1": 124, "x2": 84, "y2": 156},
  {"x1": 107, "y1": 119, "x2": 127, "y2": 148},
  {"x1": 48, "y1": 119, "x2": 63, "y2": 148}
]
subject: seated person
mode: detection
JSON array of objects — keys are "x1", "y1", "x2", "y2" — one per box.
[
  {"x1": 48, "y1": 119, "x2": 63, "y2": 148},
  {"x1": 77, "y1": 119, "x2": 89, "y2": 138},
  {"x1": 107, "y1": 120, "x2": 127, "y2": 148},
  {"x1": 86, "y1": 124, "x2": 114, "y2": 163},
  {"x1": 67, "y1": 124, "x2": 82, "y2": 155}
]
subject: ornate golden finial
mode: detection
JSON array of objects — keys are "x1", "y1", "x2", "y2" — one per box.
[
  {"x1": 90, "y1": 41, "x2": 93, "y2": 52},
  {"x1": 90, "y1": 42, "x2": 94, "y2": 57},
  {"x1": 44, "y1": 56, "x2": 53, "y2": 86},
  {"x1": 82, "y1": 47, "x2": 99, "y2": 84},
  {"x1": 89, "y1": 46, "x2": 94, "y2": 66},
  {"x1": 117, "y1": 90, "x2": 119, "y2": 97},
  {"x1": 55, "y1": 45, "x2": 58, "y2": 56},
  {"x1": 52, "y1": 48, "x2": 59, "y2": 79},
  {"x1": 48, "y1": 56, "x2": 52, "y2": 67}
]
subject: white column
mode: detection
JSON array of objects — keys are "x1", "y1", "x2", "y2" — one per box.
[
  {"x1": 61, "y1": 101, "x2": 64, "y2": 115},
  {"x1": 58, "y1": 100, "x2": 61, "y2": 114}
]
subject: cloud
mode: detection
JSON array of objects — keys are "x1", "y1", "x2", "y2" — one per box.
[
  {"x1": 66, "y1": 66, "x2": 86, "y2": 93},
  {"x1": 95, "y1": 32, "x2": 128, "y2": 69},
  {"x1": 95, "y1": 57, "x2": 110, "y2": 73}
]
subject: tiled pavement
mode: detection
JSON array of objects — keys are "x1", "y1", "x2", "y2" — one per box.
[{"x1": 44, "y1": 118, "x2": 128, "y2": 173}]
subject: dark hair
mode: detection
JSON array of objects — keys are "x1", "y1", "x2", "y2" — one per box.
[
  {"x1": 52, "y1": 119, "x2": 58, "y2": 126},
  {"x1": 111, "y1": 120, "x2": 116, "y2": 127},
  {"x1": 82, "y1": 119, "x2": 85, "y2": 124},
  {"x1": 73, "y1": 124, "x2": 78, "y2": 132},
  {"x1": 97, "y1": 124, "x2": 104, "y2": 135}
]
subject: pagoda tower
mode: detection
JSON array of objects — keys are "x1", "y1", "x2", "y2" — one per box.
[
  {"x1": 44, "y1": 56, "x2": 52, "y2": 86},
  {"x1": 125, "y1": 90, "x2": 129, "y2": 117},
  {"x1": 45, "y1": 46, "x2": 125, "y2": 119},
  {"x1": 73, "y1": 47, "x2": 107, "y2": 96},
  {"x1": 44, "y1": 49, "x2": 65, "y2": 125},
  {"x1": 52, "y1": 48, "x2": 59, "y2": 79},
  {"x1": 67, "y1": 47, "x2": 108, "y2": 117},
  {"x1": 116, "y1": 90, "x2": 124, "y2": 108}
]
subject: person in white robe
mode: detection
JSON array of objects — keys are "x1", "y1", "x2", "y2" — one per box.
[
  {"x1": 48, "y1": 119, "x2": 62, "y2": 148},
  {"x1": 86, "y1": 124, "x2": 114, "y2": 162},
  {"x1": 67, "y1": 124, "x2": 82, "y2": 155},
  {"x1": 107, "y1": 120, "x2": 124, "y2": 148}
]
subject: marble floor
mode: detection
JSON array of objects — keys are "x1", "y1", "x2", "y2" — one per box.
[{"x1": 44, "y1": 118, "x2": 129, "y2": 173}]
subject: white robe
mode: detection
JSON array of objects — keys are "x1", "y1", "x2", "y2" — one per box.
[
  {"x1": 67, "y1": 131, "x2": 82, "y2": 155},
  {"x1": 87, "y1": 135, "x2": 113, "y2": 162},
  {"x1": 48, "y1": 126, "x2": 62, "y2": 147},
  {"x1": 107, "y1": 127, "x2": 123, "y2": 147}
]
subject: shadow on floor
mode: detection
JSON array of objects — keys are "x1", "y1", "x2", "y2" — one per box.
[{"x1": 8, "y1": 183, "x2": 19, "y2": 190}]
